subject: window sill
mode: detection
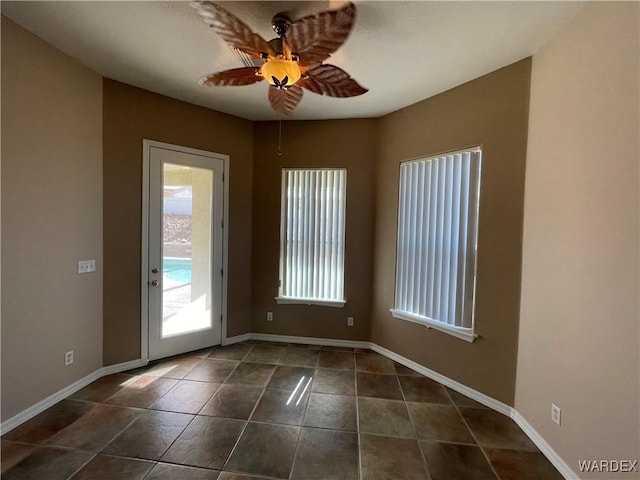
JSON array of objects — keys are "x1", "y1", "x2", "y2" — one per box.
[
  {"x1": 275, "y1": 296, "x2": 346, "y2": 308},
  {"x1": 390, "y1": 309, "x2": 478, "y2": 343}
]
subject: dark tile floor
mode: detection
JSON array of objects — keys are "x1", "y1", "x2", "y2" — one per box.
[{"x1": 1, "y1": 342, "x2": 563, "y2": 479}]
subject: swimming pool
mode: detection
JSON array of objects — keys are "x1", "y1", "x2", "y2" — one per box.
[{"x1": 163, "y1": 258, "x2": 192, "y2": 283}]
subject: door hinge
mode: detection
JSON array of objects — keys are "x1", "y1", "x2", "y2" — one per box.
[
  {"x1": 220, "y1": 314, "x2": 223, "y2": 322},
  {"x1": 221, "y1": 269, "x2": 224, "y2": 277},
  {"x1": 221, "y1": 219, "x2": 224, "y2": 229}
]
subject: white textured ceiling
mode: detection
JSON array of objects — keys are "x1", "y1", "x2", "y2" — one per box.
[{"x1": 1, "y1": 1, "x2": 584, "y2": 121}]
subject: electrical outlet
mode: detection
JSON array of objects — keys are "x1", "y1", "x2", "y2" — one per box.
[
  {"x1": 64, "y1": 350, "x2": 74, "y2": 366},
  {"x1": 78, "y1": 259, "x2": 96, "y2": 274},
  {"x1": 266, "y1": 311, "x2": 273, "y2": 321},
  {"x1": 551, "y1": 403, "x2": 561, "y2": 426},
  {"x1": 347, "y1": 316, "x2": 354, "y2": 327}
]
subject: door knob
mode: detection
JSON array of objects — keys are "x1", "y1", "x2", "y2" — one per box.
[
  {"x1": 151, "y1": 268, "x2": 159, "y2": 274},
  {"x1": 151, "y1": 280, "x2": 159, "y2": 287}
]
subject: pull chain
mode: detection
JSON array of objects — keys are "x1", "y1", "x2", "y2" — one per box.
[{"x1": 277, "y1": 119, "x2": 283, "y2": 156}]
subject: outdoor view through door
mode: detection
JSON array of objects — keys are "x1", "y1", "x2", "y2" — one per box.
[{"x1": 146, "y1": 143, "x2": 225, "y2": 360}]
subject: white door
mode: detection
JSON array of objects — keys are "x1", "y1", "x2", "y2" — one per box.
[{"x1": 145, "y1": 142, "x2": 225, "y2": 360}]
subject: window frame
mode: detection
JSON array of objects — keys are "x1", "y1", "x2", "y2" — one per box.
[
  {"x1": 390, "y1": 147, "x2": 482, "y2": 342},
  {"x1": 275, "y1": 167, "x2": 347, "y2": 308}
]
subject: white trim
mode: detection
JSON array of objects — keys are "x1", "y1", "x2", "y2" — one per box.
[
  {"x1": 511, "y1": 411, "x2": 579, "y2": 479},
  {"x1": 251, "y1": 333, "x2": 370, "y2": 350},
  {"x1": 223, "y1": 333, "x2": 253, "y2": 346},
  {"x1": 390, "y1": 309, "x2": 478, "y2": 343},
  {"x1": 371, "y1": 343, "x2": 510, "y2": 415},
  {"x1": 0, "y1": 359, "x2": 145, "y2": 435},
  {"x1": 141, "y1": 139, "x2": 229, "y2": 359},
  {"x1": 0, "y1": 333, "x2": 577, "y2": 479},
  {"x1": 275, "y1": 296, "x2": 346, "y2": 308}
]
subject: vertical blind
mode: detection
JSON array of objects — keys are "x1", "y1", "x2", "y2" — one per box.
[
  {"x1": 394, "y1": 149, "x2": 481, "y2": 329},
  {"x1": 279, "y1": 169, "x2": 346, "y2": 302}
]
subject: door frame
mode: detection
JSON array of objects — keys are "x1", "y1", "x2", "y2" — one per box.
[{"x1": 141, "y1": 139, "x2": 230, "y2": 362}]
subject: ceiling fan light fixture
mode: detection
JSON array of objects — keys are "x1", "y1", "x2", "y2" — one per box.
[{"x1": 260, "y1": 58, "x2": 301, "y2": 90}]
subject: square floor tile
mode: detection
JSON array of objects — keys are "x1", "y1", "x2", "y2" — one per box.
[
  {"x1": 267, "y1": 366, "x2": 315, "y2": 391},
  {"x1": 360, "y1": 434, "x2": 429, "y2": 480},
  {"x1": 279, "y1": 348, "x2": 320, "y2": 367},
  {"x1": 446, "y1": 388, "x2": 489, "y2": 409},
  {"x1": 420, "y1": 440, "x2": 498, "y2": 480},
  {"x1": 290, "y1": 428, "x2": 358, "y2": 480},
  {"x1": 145, "y1": 462, "x2": 221, "y2": 479},
  {"x1": 225, "y1": 363, "x2": 275, "y2": 387},
  {"x1": 244, "y1": 345, "x2": 286, "y2": 364},
  {"x1": 459, "y1": 408, "x2": 538, "y2": 451},
  {"x1": 102, "y1": 410, "x2": 192, "y2": 460},
  {"x1": 355, "y1": 352, "x2": 396, "y2": 374},
  {"x1": 303, "y1": 393, "x2": 357, "y2": 431},
  {"x1": 318, "y1": 350, "x2": 354, "y2": 370},
  {"x1": 208, "y1": 343, "x2": 253, "y2": 361},
  {"x1": 358, "y1": 397, "x2": 414, "y2": 437},
  {"x1": 1, "y1": 446, "x2": 93, "y2": 480},
  {"x1": 127, "y1": 356, "x2": 201, "y2": 379},
  {"x1": 218, "y1": 473, "x2": 270, "y2": 480},
  {"x1": 199, "y1": 384, "x2": 263, "y2": 420},
  {"x1": 69, "y1": 374, "x2": 135, "y2": 403},
  {"x1": 250, "y1": 389, "x2": 308, "y2": 425},
  {"x1": 151, "y1": 380, "x2": 220, "y2": 414},
  {"x1": 71, "y1": 454, "x2": 154, "y2": 479},
  {"x1": 105, "y1": 376, "x2": 178, "y2": 408},
  {"x1": 1, "y1": 441, "x2": 36, "y2": 473},
  {"x1": 312, "y1": 369, "x2": 355, "y2": 396},
  {"x1": 184, "y1": 359, "x2": 239, "y2": 383},
  {"x1": 399, "y1": 376, "x2": 452, "y2": 404},
  {"x1": 356, "y1": 372, "x2": 403, "y2": 400},
  {"x1": 2, "y1": 399, "x2": 93, "y2": 444},
  {"x1": 484, "y1": 448, "x2": 564, "y2": 480},
  {"x1": 161, "y1": 416, "x2": 245, "y2": 469},
  {"x1": 393, "y1": 362, "x2": 422, "y2": 377},
  {"x1": 225, "y1": 422, "x2": 299, "y2": 479},
  {"x1": 407, "y1": 403, "x2": 475, "y2": 443},
  {"x1": 46, "y1": 404, "x2": 141, "y2": 451}
]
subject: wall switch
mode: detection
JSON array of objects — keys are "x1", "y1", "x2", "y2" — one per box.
[
  {"x1": 266, "y1": 311, "x2": 273, "y2": 321},
  {"x1": 347, "y1": 316, "x2": 354, "y2": 327},
  {"x1": 64, "y1": 350, "x2": 74, "y2": 366},
  {"x1": 78, "y1": 260, "x2": 96, "y2": 273},
  {"x1": 551, "y1": 403, "x2": 561, "y2": 426}
]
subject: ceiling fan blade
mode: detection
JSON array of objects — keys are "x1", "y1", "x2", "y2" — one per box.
[
  {"x1": 300, "y1": 64, "x2": 368, "y2": 98},
  {"x1": 268, "y1": 85, "x2": 304, "y2": 115},
  {"x1": 191, "y1": 1, "x2": 274, "y2": 59},
  {"x1": 287, "y1": 2, "x2": 356, "y2": 66},
  {"x1": 200, "y1": 67, "x2": 264, "y2": 86}
]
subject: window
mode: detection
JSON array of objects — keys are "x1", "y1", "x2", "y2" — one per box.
[
  {"x1": 277, "y1": 168, "x2": 347, "y2": 307},
  {"x1": 391, "y1": 148, "x2": 481, "y2": 342}
]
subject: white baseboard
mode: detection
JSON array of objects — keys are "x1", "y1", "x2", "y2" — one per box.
[
  {"x1": 251, "y1": 333, "x2": 371, "y2": 350},
  {"x1": 223, "y1": 333, "x2": 253, "y2": 345},
  {"x1": 511, "y1": 410, "x2": 578, "y2": 479},
  {"x1": 0, "y1": 358, "x2": 146, "y2": 435},
  {"x1": 371, "y1": 343, "x2": 513, "y2": 416},
  {"x1": 0, "y1": 333, "x2": 577, "y2": 479}
]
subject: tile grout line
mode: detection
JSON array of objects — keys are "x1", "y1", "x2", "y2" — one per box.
[{"x1": 447, "y1": 390, "x2": 502, "y2": 480}]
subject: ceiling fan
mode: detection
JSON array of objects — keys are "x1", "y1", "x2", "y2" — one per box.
[{"x1": 191, "y1": 1, "x2": 368, "y2": 115}]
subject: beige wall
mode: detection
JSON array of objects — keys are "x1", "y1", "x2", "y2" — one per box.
[
  {"x1": 371, "y1": 59, "x2": 532, "y2": 405},
  {"x1": 251, "y1": 120, "x2": 377, "y2": 340},
  {"x1": 103, "y1": 80, "x2": 253, "y2": 365},
  {"x1": 517, "y1": 3, "x2": 640, "y2": 478},
  {"x1": 1, "y1": 17, "x2": 103, "y2": 420}
]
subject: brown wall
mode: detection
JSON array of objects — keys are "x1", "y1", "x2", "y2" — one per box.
[
  {"x1": 517, "y1": 3, "x2": 639, "y2": 477},
  {"x1": 251, "y1": 120, "x2": 377, "y2": 340},
  {"x1": 1, "y1": 17, "x2": 103, "y2": 420},
  {"x1": 103, "y1": 80, "x2": 253, "y2": 365},
  {"x1": 371, "y1": 59, "x2": 532, "y2": 405}
]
